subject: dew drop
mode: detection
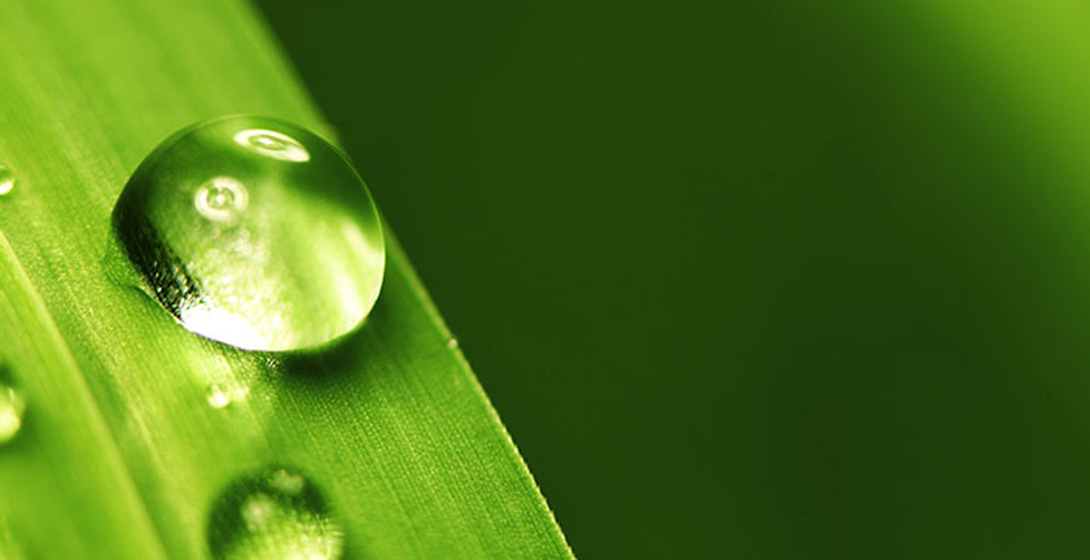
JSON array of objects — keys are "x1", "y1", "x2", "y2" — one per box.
[
  {"x1": 0, "y1": 166, "x2": 15, "y2": 196},
  {"x1": 206, "y1": 382, "x2": 250, "y2": 409},
  {"x1": 110, "y1": 116, "x2": 385, "y2": 351},
  {"x1": 0, "y1": 367, "x2": 26, "y2": 445},
  {"x1": 208, "y1": 466, "x2": 344, "y2": 560},
  {"x1": 207, "y1": 385, "x2": 231, "y2": 409}
]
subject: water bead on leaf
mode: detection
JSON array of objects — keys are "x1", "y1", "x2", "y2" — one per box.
[
  {"x1": 207, "y1": 466, "x2": 344, "y2": 560},
  {"x1": 0, "y1": 166, "x2": 15, "y2": 196},
  {"x1": 110, "y1": 116, "x2": 385, "y2": 351},
  {"x1": 0, "y1": 365, "x2": 26, "y2": 445}
]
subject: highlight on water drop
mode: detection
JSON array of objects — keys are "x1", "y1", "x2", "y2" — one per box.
[
  {"x1": 109, "y1": 116, "x2": 386, "y2": 351},
  {"x1": 0, "y1": 165, "x2": 15, "y2": 196},
  {"x1": 195, "y1": 177, "x2": 249, "y2": 224},
  {"x1": 0, "y1": 366, "x2": 26, "y2": 445},
  {"x1": 207, "y1": 466, "x2": 344, "y2": 560},
  {"x1": 234, "y1": 129, "x2": 310, "y2": 162}
]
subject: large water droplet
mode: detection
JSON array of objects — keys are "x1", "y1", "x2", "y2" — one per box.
[
  {"x1": 208, "y1": 466, "x2": 344, "y2": 560},
  {"x1": 0, "y1": 165, "x2": 15, "y2": 196},
  {"x1": 0, "y1": 366, "x2": 26, "y2": 444},
  {"x1": 111, "y1": 117, "x2": 385, "y2": 351}
]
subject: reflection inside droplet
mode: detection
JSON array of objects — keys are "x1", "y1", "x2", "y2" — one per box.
[
  {"x1": 241, "y1": 493, "x2": 279, "y2": 528},
  {"x1": 195, "y1": 177, "x2": 249, "y2": 224},
  {"x1": 269, "y1": 469, "x2": 306, "y2": 494},
  {"x1": 234, "y1": 129, "x2": 310, "y2": 162}
]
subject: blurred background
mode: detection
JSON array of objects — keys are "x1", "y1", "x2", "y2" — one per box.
[{"x1": 258, "y1": 1, "x2": 1090, "y2": 558}]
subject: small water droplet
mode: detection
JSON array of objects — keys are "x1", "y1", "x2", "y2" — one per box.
[
  {"x1": 0, "y1": 166, "x2": 15, "y2": 196},
  {"x1": 0, "y1": 367, "x2": 26, "y2": 444},
  {"x1": 447, "y1": 337, "x2": 459, "y2": 349},
  {"x1": 207, "y1": 385, "x2": 231, "y2": 409},
  {"x1": 206, "y1": 382, "x2": 249, "y2": 409},
  {"x1": 110, "y1": 116, "x2": 385, "y2": 351},
  {"x1": 208, "y1": 466, "x2": 344, "y2": 560}
]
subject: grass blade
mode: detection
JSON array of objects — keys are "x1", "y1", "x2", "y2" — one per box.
[{"x1": 0, "y1": 0, "x2": 572, "y2": 557}]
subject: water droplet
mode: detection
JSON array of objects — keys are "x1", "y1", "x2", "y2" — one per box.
[
  {"x1": 111, "y1": 116, "x2": 385, "y2": 351},
  {"x1": 447, "y1": 337, "x2": 459, "y2": 349},
  {"x1": 206, "y1": 382, "x2": 250, "y2": 409},
  {"x1": 208, "y1": 466, "x2": 344, "y2": 560},
  {"x1": 0, "y1": 166, "x2": 15, "y2": 196},
  {"x1": 0, "y1": 367, "x2": 26, "y2": 444},
  {"x1": 207, "y1": 385, "x2": 231, "y2": 409}
]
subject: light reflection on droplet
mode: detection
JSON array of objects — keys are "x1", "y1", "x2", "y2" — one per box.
[
  {"x1": 0, "y1": 368, "x2": 26, "y2": 445},
  {"x1": 195, "y1": 177, "x2": 249, "y2": 224},
  {"x1": 269, "y1": 469, "x2": 306, "y2": 495},
  {"x1": 242, "y1": 493, "x2": 279, "y2": 528},
  {"x1": 234, "y1": 129, "x2": 310, "y2": 163},
  {"x1": 0, "y1": 166, "x2": 15, "y2": 196},
  {"x1": 179, "y1": 306, "x2": 268, "y2": 351}
]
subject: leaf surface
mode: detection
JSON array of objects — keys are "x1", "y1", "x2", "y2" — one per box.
[{"x1": 0, "y1": 0, "x2": 572, "y2": 558}]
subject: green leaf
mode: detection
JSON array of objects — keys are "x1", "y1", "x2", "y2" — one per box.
[{"x1": 0, "y1": 0, "x2": 572, "y2": 558}]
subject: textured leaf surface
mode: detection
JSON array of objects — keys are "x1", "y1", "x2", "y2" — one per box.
[{"x1": 0, "y1": 0, "x2": 571, "y2": 558}]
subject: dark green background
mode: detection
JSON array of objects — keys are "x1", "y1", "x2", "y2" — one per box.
[{"x1": 258, "y1": 1, "x2": 1090, "y2": 558}]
